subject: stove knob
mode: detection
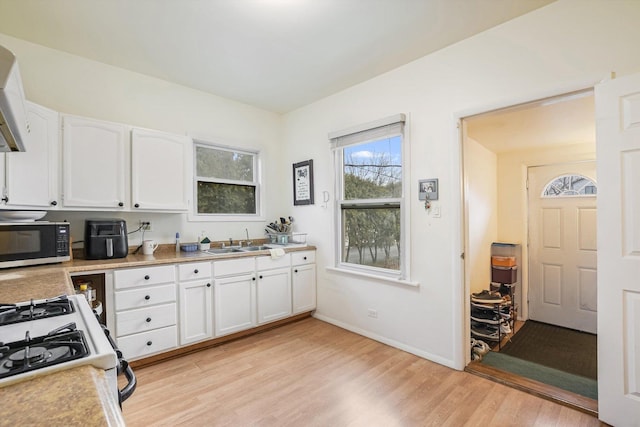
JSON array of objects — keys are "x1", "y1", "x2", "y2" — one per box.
[
  {"x1": 146, "y1": 341, "x2": 153, "y2": 346},
  {"x1": 146, "y1": 317, "x2": 152, "y2": 323}
]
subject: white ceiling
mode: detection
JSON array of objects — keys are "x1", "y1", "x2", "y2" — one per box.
[
  {"x1": 465, "y1": 91, "x2": 595, "y2": 153},
  {"x1": 0, "y1": 0, "x2": 554, "y2": 113}
]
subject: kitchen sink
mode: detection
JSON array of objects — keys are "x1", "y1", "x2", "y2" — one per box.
[
  {"x1": 239, "y1": 245, "x2": 270, "y2": 252},
  {"x1": 206, "y1": 247, "x2": 243, "y2": 254}
]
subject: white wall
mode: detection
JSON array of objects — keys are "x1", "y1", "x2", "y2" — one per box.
[
  {"x1": 282, "y1": 0, "x2": 640, "y2": 369},
  {"x1": 464, "y1": 137, "x2": 498, "y2": 294},
  {"x1": 0, "y1": 33, "x2": 284, "y2": 245}
]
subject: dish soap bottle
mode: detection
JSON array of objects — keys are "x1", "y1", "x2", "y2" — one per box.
[{"x1": 175, "y1": 232, "x2": 181, "y2": 252}]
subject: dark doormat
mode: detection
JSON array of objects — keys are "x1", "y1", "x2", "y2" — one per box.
[
  {"x1": 481, "y1": 352, "x2": 598, "y2": 400},
  {"x1": 499, "y1": 320, "x2": 597, "y2": 380}
]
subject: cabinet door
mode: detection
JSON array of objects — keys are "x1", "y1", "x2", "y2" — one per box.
[
  {"x1": 214, "y1": 274, "x2": 255, "y2": 336},
  {"x1": 131, "y1": 128, "x2": 191, "y2": 211},
  {"x1": 3, "y1": 102, "x2": 59, "y2": 208},
  {"x1": 292, "y1": 263, "x2": 316, "y2": 314},
  {"x1": 179, "y1": 279, "x2": 213, "y2": 345},
  {"x1": 61, "y1": 114, "x2": 128, "y2": 209},
  {"x1": 257, "y1": 267, "x2": 291, "y2": 324}
]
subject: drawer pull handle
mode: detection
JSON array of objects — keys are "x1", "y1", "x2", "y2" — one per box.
[
  {"x1": 252, "y1": 277, "x2": 256, "y2": 281},
  {"x1": 144, "y1": 275, "x2": 150, "y2": 280},
  {"x1": 144, "y1": 295, "x2": 151, "y2": 300},
  {"x1": 259, "y1": 275, "x2": 263, "y2": 279},
  {"x1": 194, "y1": 269, "x2": 199, "y2": 274},
  {"x1": 146, "y1": 341, "x2": 152, "y2": 346},
  {"x1": 303, "y1": 256, "x2": 307, "y2": 260},
  {"x1": 146, "y1": 317, "x2": 152, "y2": 323},
  {"x1": 294, "y1": 269, "x2": 298, "y2": 273},
  {"x1": 206, "y1": 283, "x2": 211, "y2": 287}
]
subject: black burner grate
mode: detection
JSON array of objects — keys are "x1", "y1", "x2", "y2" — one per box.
[
  {"x1": 0, "y1": 296, "x2": 75, "y2": 326},
  {"x1": 0, "y1": 328, "x2": 89, "y2": 379}
]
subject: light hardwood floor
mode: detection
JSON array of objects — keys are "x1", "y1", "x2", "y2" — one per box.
[{"x1": 121, "y1": 318, "x2": 602, "y2": 426}]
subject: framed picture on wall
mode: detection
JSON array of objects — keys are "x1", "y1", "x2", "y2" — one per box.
[
  {"x1": 293, "y1": 159, "x2": 314, "y2": 205},
  {"x1": 418, "y1": 178, "x2": 438, "y2": 201}
]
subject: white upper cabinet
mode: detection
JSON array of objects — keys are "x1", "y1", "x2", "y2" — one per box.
[
  {"x1": 131, "y1": 128, "x2": 191, "y2": 211},
  {"x1": 2, "y1": 102, "x2": 59, "y2": 209},
  {"x1": 61, "y1": 114, "x2": 129, "y2": 209}
]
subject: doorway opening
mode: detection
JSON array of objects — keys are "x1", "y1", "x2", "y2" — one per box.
[{"x1": 461, "y1": 89, "x2": 598, "y2": 414}]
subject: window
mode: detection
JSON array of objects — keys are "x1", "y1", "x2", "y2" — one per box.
[
  {"x1": 330, "y1": 114, "x2": 407, "y2": 278},
  {"x1": 194, "y1": 143, "x2": 260, "y2": 216},
  {"x1": 542, "y1": 174, "x2": 597, "y2": 197}
]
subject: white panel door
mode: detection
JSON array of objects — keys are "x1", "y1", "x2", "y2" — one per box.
[
  {"x1": 256, "y1": 267, "x2": 291, "y2": 324},
  {"x1": 292, "y1": 263, "x2": 316, "y2": 314},
  {"x1": 214, "y1": 274, "x2": 256, "y2": 336},
  {"x1": 131, "y1": 128, "x2": 191, "y2": 211},
  {"x1": 596, "y1": 73, "x2": 640, "y2": 425},
  {"x1": 62, "y1": 115, "x2": 128, "y2": 209},
  {"x1": 4, "y1": 102, "x2": 59, "y2": 208},
  {"x1": 528, "y1": 162, "x2": 597, "y2": 334},
  {"x1": 179, "y1": 279, "x2": 213, "y2": 345}
]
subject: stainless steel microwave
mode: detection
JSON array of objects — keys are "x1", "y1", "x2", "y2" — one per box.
[{"x1": 0, "y1": 222, "x2": 71, "y2": 268}]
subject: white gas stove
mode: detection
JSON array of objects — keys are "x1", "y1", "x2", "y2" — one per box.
[{"x1": 0, "y1": 294, "x2": 129, "y2": 401}]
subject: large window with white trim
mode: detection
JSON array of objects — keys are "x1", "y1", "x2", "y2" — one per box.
[
  {"x1": 331, "y1": 114, "x2": 407, "y2": 277},
  {"x1": 194, "y1": 143, "x2": 260, "y2": 216}
]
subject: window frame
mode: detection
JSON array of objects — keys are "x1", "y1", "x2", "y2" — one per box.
[
  {"x1": 541, "y1": 173, "x2": 597, "y2": 198},
  {"x1": 191, "y1": 140, "x2": 263, "y2": 221},
  {"x1": 331, "y1": 114, "x2": 410, "y2": 281}
]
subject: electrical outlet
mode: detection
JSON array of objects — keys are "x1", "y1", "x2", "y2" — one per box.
[
  {"x1": 139, "y1": 220, "x2": 152, "y2": 231},
  {"x1": 367, "y1": 309, "x2": 378, "y2": 318}
]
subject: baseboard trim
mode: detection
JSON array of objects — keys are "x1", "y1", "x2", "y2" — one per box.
[{"x1": 312, "y1": 313, "x2": 457, "y2": 370}]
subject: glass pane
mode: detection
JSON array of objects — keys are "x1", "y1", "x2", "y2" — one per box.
[
  {"x1": 342, "y1": 206, "x2": 400, "y2": 271},
  {"x1": 196, "y1": 146, "x2": 254, "y2": 182},
  {"x1": 197, "y1": 181, "x2": 256, "y2": 214},
  {"x1": 542, "y1": 174, "x2": 597, "y2": 197},
  {"x1": 343, "y1": 136, "x2": 401, "y2": 200}
]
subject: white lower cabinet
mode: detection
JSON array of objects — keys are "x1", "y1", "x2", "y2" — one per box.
[
  {"x1": 109, "y1": 249, "x2": 315, "y2": 360},
  {"x1": 214, "y1": 273, "x2": 256, "y2": 336},
  {"x1": 291, "y1": 251, "x2": 317, "y2": 314},
  {"x1": 178, "y1": 262, "x2": 213, "y2": 345},
  {"x1": 117, "y1": 326, "x2": 178, "y2": 360},
  {"x1": 113, "y1": 265, "x2": 178, "y2": 360},
  {"x1": 257, "y1": 267, "x2": 291, "y2": 324}
]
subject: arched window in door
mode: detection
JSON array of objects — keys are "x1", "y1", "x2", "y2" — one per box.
[{"x1": 541, "y1": 174, "x2": 597, "y2": 197}]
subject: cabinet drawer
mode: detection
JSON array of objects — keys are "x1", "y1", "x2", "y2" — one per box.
[
  {"x1": 115, "y1": 303, "x2": 177, "y2": 337},
  {"x1": 114, "y1": 283, "x2": 176, "y2": 311},
  {"x1": 116, "y1": 325, "x2": 177, "y2": 360},
  {"x1": 214, "y1": 257, "x2": 255, "y2": 277},
  {"x1": 114, "y1": 265, "x2": 175, "y2": 289},
  {"x1": 291, "y1": 250, "x2": 315, "y2": 266},
  {"x1": 178, "y1": 261, "x2": 212, "y2": 281},
  {"x1": 256, "y1": 253, "x2": 291, "y2": 270}
]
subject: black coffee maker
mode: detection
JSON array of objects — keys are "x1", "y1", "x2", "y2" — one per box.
[{"x1": 84, "y1": 219, "x2": 128, "y2": 259}]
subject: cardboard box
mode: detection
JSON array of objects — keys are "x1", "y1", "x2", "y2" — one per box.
[
  {"x1": 491, "y1": 255, "x2": 516, "y2": 267},
  {"x1": 492, "y1": 266, "x2": 517, "y2": 284}
]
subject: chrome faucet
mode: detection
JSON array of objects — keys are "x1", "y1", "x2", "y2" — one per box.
[{"x1": 245, "y1": 228, "x2": 252, "y2": 247}]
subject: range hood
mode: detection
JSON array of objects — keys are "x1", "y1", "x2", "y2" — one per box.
[{"x1": 0, "y1": 45, "x2": 29, "y2": 152}]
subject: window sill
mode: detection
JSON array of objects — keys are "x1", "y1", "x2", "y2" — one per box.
[
  {"x1": 187, "y1": 214, "x2": 266, "y2": 222},
  {"x1": 326, "y1": 267, "x2": 419, "y2": 288}
]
